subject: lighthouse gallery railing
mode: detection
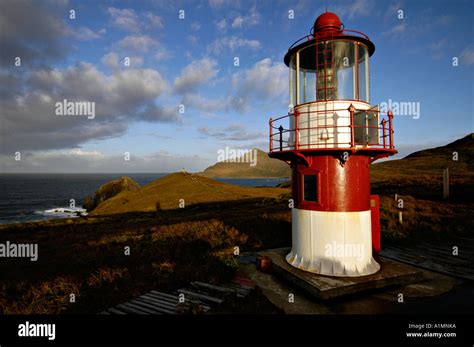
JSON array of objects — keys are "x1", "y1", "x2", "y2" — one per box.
[{"x1": 269, "y1": 105, "x2": 394, "y2": 153}]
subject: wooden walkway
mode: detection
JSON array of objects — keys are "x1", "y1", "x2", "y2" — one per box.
[
  {"x1": 380, "y1": 232, "x2": 474, "y2": 281},
  {"x1": 100, "y1": 271, "x2": 255, "y2": 315}
]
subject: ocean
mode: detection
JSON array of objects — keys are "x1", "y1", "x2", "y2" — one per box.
[{"x1": 0, "y1": 174, "x2": 288, "y2": 225}]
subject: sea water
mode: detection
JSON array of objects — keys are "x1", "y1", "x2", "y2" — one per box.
[{"x1": 0, "y1": 174, "x2": 288, "y2": 224}]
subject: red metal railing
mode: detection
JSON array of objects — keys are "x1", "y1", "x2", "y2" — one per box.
[
  {"x1": 288, "y1": 29, "x2": 371, "y2": 51},
  {"x1": 269, "y1": 105, "x2": 395, "y2": 153}
]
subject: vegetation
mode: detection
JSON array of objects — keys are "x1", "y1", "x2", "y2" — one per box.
[
  {"x1": 199, "y1": 148, "x2": 290, "y2": 178},
  {"x1": 0, "y1": 197, "x2": 291, "y2": 314},
  {"x1": 91, "y1": 172, "x2": 289, "y2": 215},
  {"x1": 83, "y1": 176, "x2": 140, "y2": 211},
  {"x1": 0, "y1": 134, "x2": 471, "y2": 314}
]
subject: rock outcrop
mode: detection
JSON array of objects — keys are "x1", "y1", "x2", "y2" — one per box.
[{"x1": 83, "y1": 177, "x2": 140, "y2": 212}]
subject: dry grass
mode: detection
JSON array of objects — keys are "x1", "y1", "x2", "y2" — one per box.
[
  {"x1": 379, "y1": 195, "x2": 473, "y2": 242},
  {"x1": 0, "y1": 197, "x2": 291, "y2": 314},
  {"x1": 91, "y1": 172, "x2": 290, "y2": 215}
]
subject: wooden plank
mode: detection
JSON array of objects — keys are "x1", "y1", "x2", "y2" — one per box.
[
  {"x1": 140, "y1": 295, "x2": 179, "y2": 309},
  {"x1": 144, "y1": 293, "x2": 187, "y2": 307},
  {"x1": 129, "y1": 299, "x2": 167, "y2": 314},
  {"x1": 107, "y1": 308, "x2": 127, "y2": 315},
  {"x1": 380, "y1": 247, "x2": 474, "y2": 281},
  {"x1": 148, "y1": 291, "x2": 211, "y2": 309},
  {"x1": 137, "y1": 296, "x2": 178, "y2": 314},
  {"x1": 191, "y1": 281, "x2": 237, "y2": 294},
  {"x1": 140, "y1": 294, "x2": 210, "y2": 313},
  {"x1": 177, "y1": 289, "x2": 224, "y2": 304},
  {"x1": 122, "y1": 302, "x2": 161, "y2": 315},
  {"x1": 115, "y1": 304, "x2": 148, "y2": 315},
  {"x1": 222, "y1": 283, "x2": 251, "y2": 296},
  {"x1": 150, "y1": 291, "x2": 182, "y2": 300},
  {"x1": 260, "y1": 248, "x2": 423, "y2": 300}
]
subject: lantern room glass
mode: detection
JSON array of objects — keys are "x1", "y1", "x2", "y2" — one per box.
[{"x1": 290, "y1": 40, "x2": 370, "y2": 104}]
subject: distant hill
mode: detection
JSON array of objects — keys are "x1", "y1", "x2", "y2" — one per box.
[
  {"x1": 91, "y1": 172, "x2": 289, "y2": 215},
  {"x1": 371, "y1": 133, "x2": 473, "y2": 202},
  {"x1": 200, "y1": 148, "x2": 290, "y2": 178}
]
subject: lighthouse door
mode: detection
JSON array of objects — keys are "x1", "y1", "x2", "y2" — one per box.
[{"x1": 354, "y1": 106, "x2": 379, "y2": 146}]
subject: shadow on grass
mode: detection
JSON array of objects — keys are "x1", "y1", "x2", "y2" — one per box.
[{"x1": 0, "y1": 197, "x2": 291, "y2": 314}]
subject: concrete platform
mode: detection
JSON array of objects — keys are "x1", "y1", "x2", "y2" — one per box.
[{"x1": 259, "y1": 247, "x2": 423, "y2": 300}]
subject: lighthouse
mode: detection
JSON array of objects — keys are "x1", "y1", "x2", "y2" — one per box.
[{"x1": 269, "y1": 12, "x2": 397, "y2": 277}]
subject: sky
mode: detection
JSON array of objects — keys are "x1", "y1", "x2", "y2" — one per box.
[{"x1": 0, "y1": 0, "x2": 473, "y2": 173}]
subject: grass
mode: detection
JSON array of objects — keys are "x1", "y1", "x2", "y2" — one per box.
[
  {"x1": 0, "y1": 198, "x2": 291, "y2": 314},
  {"x1": 1, "y1": 135, "x2": 472, "y2": 313},
  {"x1": 91, "y1": 172, "x2": 290, "y2": 215}
]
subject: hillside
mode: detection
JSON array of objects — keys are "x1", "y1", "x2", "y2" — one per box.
[
  {"x1": 91, "y1": 172, "x2": 289, "y2": 215},
  {"x1": 200, "y1": 148, "x2": 290, "y2": 178},
  {"x1": 371, "y1": 133, "x2": 473, "y2": 202}
]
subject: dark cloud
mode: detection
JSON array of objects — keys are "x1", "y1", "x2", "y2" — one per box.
[
  {"x1": 0, "y1": 62, "x2": 178, "y2": 154},
  {"x1": 0, "y1": 0, "x2": 69, "y2": 66}
]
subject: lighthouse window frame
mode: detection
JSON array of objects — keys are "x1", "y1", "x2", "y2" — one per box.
[
  {"x1": 290, "y1": 40, "x2": 371, "y2": 104},
  {"x1": 299, "y1": 168, "x2": 320, "y2": 205}
]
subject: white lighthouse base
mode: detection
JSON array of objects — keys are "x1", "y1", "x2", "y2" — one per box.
[{"x1": 287, "y1": 208, "x2": 380, "y2": 277}]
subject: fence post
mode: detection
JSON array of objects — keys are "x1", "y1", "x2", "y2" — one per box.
[{"x1": 443, "y1": 167, "x2": 450, "y2": 200}]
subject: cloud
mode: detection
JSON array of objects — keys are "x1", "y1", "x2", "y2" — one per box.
[
  {"x1": 199, "y1": 124, "x2": 264, "y2": 141},
  {"x1": 0, "y1": 150, "x2": 209, "y2": 173},
  {"x1": 179, "y1": 58, "x2": 287, "y2": 113},
  {"x1": 235, "y1": 58, "x2": 287, "y2": 102},
  {"x1": 107, "y1": 7, "x2": 140, "y2": 32},
  {"x1": 101, "y1": 52, "x2": 143, "y2": 70},
  {"x1": 231, "y1": 6, "x2": 260, "y2": 28},
  {"x1": 209, "y1": 0, "x2": 226, "y2": 8},
  {"x1": 232, "y1": 17, "x2": 244, "y2": 28},
  {"x1": 154, "y1": 47, "x2": 171, "y2": 61},
  {"x1": 0, "y1": 0, "x2": 69, "y2": 66},
  {"x1": 173, "y1": 58, "x2": 218, "y2": 93},
  {"x1": 381, "y1": 22, "x2": 407, "y2": 39},
  {"x1": 215, "y1": 19, "x2": 227, "y2": 31},
  {"x1": 117, "y1": 35, "x2": 158, "y2": 52},
  {"x1": 460, "y1": 45, "x2": 474, "y2": 67},
  {"x1": 68, "y1": 27, "x2": 103, "y2": 41},
  {"x1": 182, "y1": 94, "x2": 226, "y2": 113},
  {"x1": 182, "y1": 58, "x2": 288, "y2": 113},
  {"x1": 429, "y1": 39, "x2": 447, "y2": 60},
  {"x1": 146, "y1": 12, "x2": 164, "y2": 29},
  {"x1": 333, "y1": 0, "x2": 375, "y2": 20},
  {"x1": 191, "y1": 22, "x2": 201, "y2": 31},
  {"x1": 207, "y1": 36, "x2": 261, "y2": 54},
  {"x1": 0, "y1": 62, "x2": 179, "y2": 154},
  {"x1": 101, "y1": 52, "x2": 120, "y2": 69}
]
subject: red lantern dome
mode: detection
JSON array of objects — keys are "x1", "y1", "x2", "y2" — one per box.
[{"x1": 313, "y1": 12, "x2": 342, "y2": 34}]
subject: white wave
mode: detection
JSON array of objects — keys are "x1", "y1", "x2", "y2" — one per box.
[{"x1": 35, "y1": 206, "x2": 88, "y2": 218}]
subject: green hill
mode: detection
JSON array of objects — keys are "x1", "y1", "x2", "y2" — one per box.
[
  {"x1": 200, "y1": 148, "x2": 290, "y2": 178},
  {"x1": 91, "y1": 172, "x2": 289, "y2": 215},
  {"x1": 371, "y1": 133, "x2": 473, "y2": 202}
]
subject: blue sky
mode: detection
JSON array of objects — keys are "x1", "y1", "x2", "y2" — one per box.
[{"x1": 1, "y1": 0, "x2": 473, "y2": 173}]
